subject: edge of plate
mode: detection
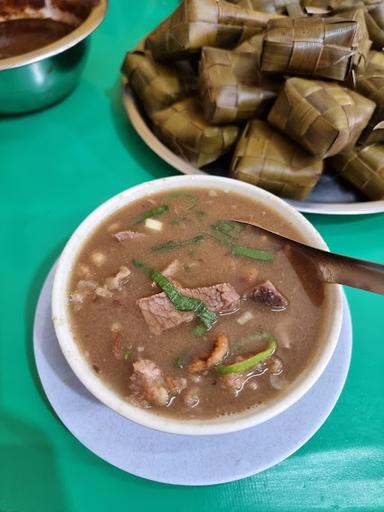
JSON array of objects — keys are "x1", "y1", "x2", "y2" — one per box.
[{"x1": 122, "y1": 84, "x2": 384, "y2": 216}]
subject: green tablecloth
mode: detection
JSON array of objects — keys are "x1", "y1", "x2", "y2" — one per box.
[{"x1": 1, "y1": 1, "x2": 383, "y2": 510}]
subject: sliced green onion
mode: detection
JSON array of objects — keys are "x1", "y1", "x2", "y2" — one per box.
[
  {"x1": 176, "y1": 355, "x2": 187, "y2": 368},
  {"x1": 151, "y1": 234, "x2": 204, "y2": 252},
  {"x1": 123, "y1": 350, "x2": 132, "y2": 360},
  {"x1": 193, "y1": 324, "x2": 208, "y2": 336},
  {"x1": 133, "y1": 260, "x2": 217, "y2": 329},
  {"x1": 216, "y1": 336, "x2": 276, "y2": 375},
  {"x1": 166, "y1": 192, "x2": 198, "y2": 209},
  {"x1": 231, "y1": 245, "x2": 273, "y2": 262},
  {"x1": 210, "y1": 220, "x2": 245, "y2": 246},
  {"x1": 133, "y1": 205, "x2": 169, "y2": 225}
]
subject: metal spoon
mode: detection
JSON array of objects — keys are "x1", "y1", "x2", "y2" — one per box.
[{"x1": 234, "y1": 220, "x2": 384, "y2": 295}]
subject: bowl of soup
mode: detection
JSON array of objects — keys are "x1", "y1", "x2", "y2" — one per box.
[{"x1": 52, "y1": 175, "x2": 343, "y2": 435}]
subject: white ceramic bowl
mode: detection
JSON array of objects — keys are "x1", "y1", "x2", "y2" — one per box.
[{"x1": 52, "y1": 175, "x2": 343, "y2": 436}]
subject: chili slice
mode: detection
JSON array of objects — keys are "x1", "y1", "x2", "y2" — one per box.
[
  {"x1": 133, "y1": 205, "x2": 169, "y2": 225},
  {"x1": 216, "y1": 335, "x2": 277, "y2": 375}
]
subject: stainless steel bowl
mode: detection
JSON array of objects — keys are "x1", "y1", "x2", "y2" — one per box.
[{"x1": 0, "y1": 0, "x2": 107, "y2": 114}]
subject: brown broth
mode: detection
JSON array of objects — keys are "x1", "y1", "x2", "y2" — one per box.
[
  {"x1": 0, "y1": 18, "x2": 74, "y2": 59},
  {"x1": 68, "y1": 188, "x2": 326, "y2": 419}
]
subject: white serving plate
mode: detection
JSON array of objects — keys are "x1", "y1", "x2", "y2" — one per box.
[{"x1": 34, "y1": 265, "x2": 352, "y2": 485}]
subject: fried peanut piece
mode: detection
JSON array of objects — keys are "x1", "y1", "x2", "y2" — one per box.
[{"x1": 189, "y1": 334, "x2": 229, "y2": 373}]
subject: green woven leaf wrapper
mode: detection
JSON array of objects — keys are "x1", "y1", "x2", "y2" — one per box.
[
  {"x1": 356, "y1": 67, "x2": 384, "y2": 142},
  {"x1": 329, "y1": 144, "x2": 384, "y2": 199},
  {"x1": 261, "y1": 17, "x2": 358, "y2": 81},
  {"x1": 199, "y1": 47, "x2": 280, "y2": 123},
  {"x1": 268, "y1": 77, "x2": 375, "y2": 158},
  {"x1": 122, "y1": 51, "x2": 196, "y2": 116},
  {"x1": 230, "y1": 119, "x2": 323, "y2": 200},
  {"x1": 145, "y1": 0, "x2": 285, "y2": 61},
  {"x1": 152, "y1": 97, "x2": 240, "y2": 168}
]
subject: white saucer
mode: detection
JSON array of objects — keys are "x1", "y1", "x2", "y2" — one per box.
[{"x1": 34, "y1": 266, "x2": 352, "y2": 486}]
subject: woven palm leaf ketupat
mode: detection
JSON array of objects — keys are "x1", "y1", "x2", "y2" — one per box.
[
  {"x1": 227, "y1": 0, "x2": 303, "y2": 16},
  {"x1": 151, "y1": 97, "x2": 240, "y2": 167},
  {"x1": 230, "y1": 120, "x2": 323, "y2": 200},
  {"x1": 226, "y1": 0, "x2": 284, "y2": 12},
  {"x1": 235, "y1": 32, "x2": 264, "y2": 57},
  {"x1": 356, "y1": 69, "x2": 384, "y2": 141},
  {"x1": 365, "y1": 3, "x2": 384, "y2": 49},
  {"x1": 302, "y1": 0, "x2": 381, "y2": 15},
  {"x1": 366, "y1": 49, "x2": 384, "y2": 71},
  {"x1": 260, "y1": 17, "x2": 358, "y2": 81},
  {"x1": 145, "y1": 0, "x2": 285, "y2": 61},
  {"x1": 267, "y1": 78, "x2": 375, "y2": 158},
  {"x1": 121, "y1": 51, "x2": 196, "y2": 116},
  {"x1": 329, "y1": 144, "x2": 384, "y2": 199},
  {"x1": 336, "y1": 8, "x2": 372, "y2": 72},
  {"x1": 199, "y1": 47, "x2": 280, "y2": 123},
  {"x1": 364, "y1": 120, "x2": 384, "y2": 143}
]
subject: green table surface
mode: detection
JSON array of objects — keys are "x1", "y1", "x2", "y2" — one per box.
[{"x1": 1, "y1": 1, "x2": 384, "y2": 510}]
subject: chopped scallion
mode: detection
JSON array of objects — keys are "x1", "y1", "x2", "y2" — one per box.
[
  {"x1": 231, "y1": 245, "x2": 273, "y2": 262},
  {"x1": 151, "y1": 234, "x2": 204, "y2": 252},
  {"x1": 176, "y1": 355, "x2": 187, "y2": 368},
  {"x1": 133, "y1": 205, "x2": 169, "y2": 225},
  {"x1": 193, "y1": 324, "x2": 208, "y2": 336}
]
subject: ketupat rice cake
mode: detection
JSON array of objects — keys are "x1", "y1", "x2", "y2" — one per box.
[
  {"x1": 231, "y1": 120, "x2": 323, "y2": 200},
  {"x1": 267, "y1": 77, "x2": 375, "y2": 158},
  {"x1": 152, "y1": 97, "x2": 240, "y2": 167}
]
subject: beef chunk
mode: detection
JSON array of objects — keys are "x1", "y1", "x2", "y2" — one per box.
[
  {"x1": 249, "y1": 280, "x2": 288, "y2": 310},
  {"x1": 113, "y1": 230, "x2": 145, "y2": 241},
  {"x1": 130, "y1": 359, "x2": 170, "y2": 407},
  {"x1": 137, "y1": 283, "x2": 240, "y2": 335}
]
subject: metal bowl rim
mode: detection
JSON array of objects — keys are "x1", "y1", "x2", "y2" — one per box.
[
  {"x1": 0, "y1": 0, "x2": 108, "y2": 71},
  {"x1": 122, "y1": 84, "x2": 384, "y2": 216}
]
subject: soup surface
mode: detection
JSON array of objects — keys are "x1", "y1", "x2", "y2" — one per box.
[
  {"x1": 0, "y1": 18, "x2": 74, "y2": 59},
  {"x1": 68, "y1": 188, "x2": 326, "y2": 419}
]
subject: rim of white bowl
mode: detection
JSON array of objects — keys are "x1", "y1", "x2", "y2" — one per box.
[{"x1": 52, "y1": 175, "x2": 343, "y2": 436}]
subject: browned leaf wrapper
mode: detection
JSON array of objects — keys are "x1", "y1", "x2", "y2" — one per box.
[
  {"x1": 302, "y1": 0, "x2": 380, "y2": 15},
  {"x1": 365, "y1": 3, "x2": 384, "y2": 49},
  {"x1": 199, "y1": 47, "x2": 280, "y2": 123},
  {"x1": 329, "y1": 144, "x2": 384, "y2": 199},
  {"x1": 235, "y1": 32, "x2": 264, "y2": 56},
  {"x1": 227, "y1": 0, "x2": 303, "y2": 16},
  {"x1": 226, "y1": 0, "x2": 284, "y2": 12},
  {"x1": 145, "y1": 0, "x2": 285, "y2": 61},
  {"x1": 366, "y1": 49, "x2": 384, "y2": 71},
  {"x1": 122, "y1": 51, "x2": 196, "y2": 116},
  {"x1": 268, "y1": 77, "x2": 375, "y2": 158},
  {"x1": 230, "y1": 120, "x2": 323, "y2": 200},
  {"x1": 356, "y1": 68, "x2": 384, "y2": 141},
  {"x1": 261, "y1": 17, "x2": 358, "y2": 81},
  {"x1": 364, "y1": 120, "x2": 384, "y2": 144},
  {"x1": 151, "y1": 97, "x2": 240, "y2": 167},
  {"x1": 337, "y1": 8, "x2": 372, "y2": 72}
]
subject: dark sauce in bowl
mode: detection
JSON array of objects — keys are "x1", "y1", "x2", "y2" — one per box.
[{"x1": 0, "y1": 18, "x2": 75, "y2": 59}]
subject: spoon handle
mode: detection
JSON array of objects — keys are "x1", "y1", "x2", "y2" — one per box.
[{"x1": 303, "y1": 246, "x2": 384, "y2": 295}]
